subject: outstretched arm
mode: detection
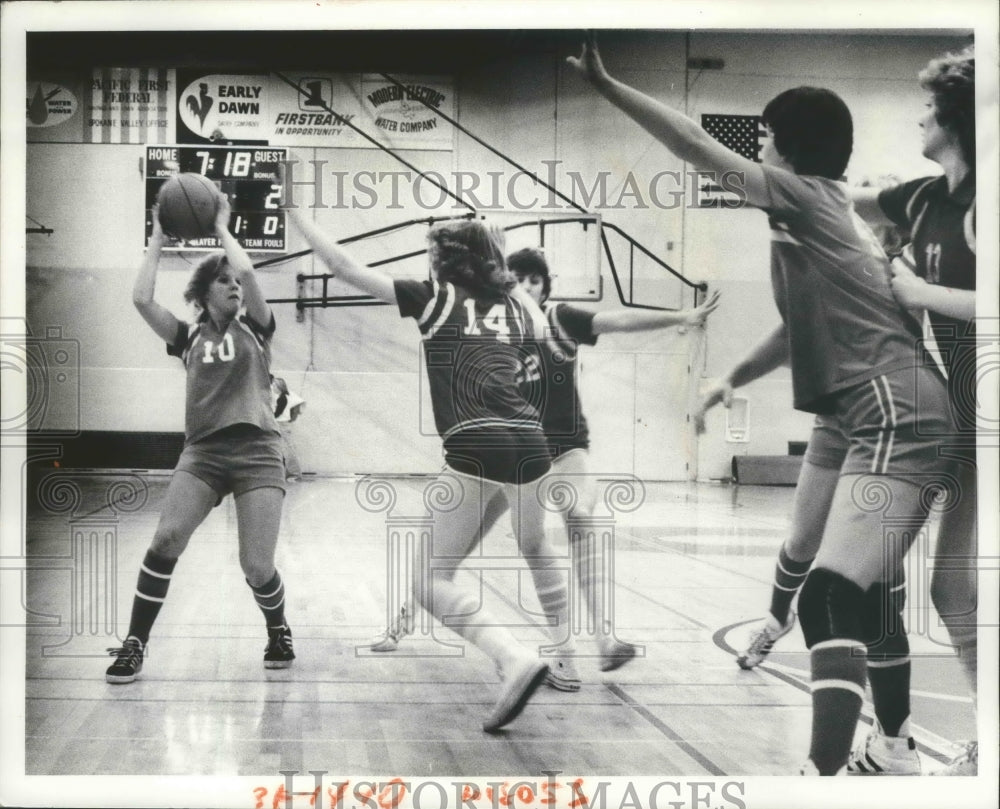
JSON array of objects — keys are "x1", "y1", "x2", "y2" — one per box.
[
  {"x1": 890, "y1": 254, "x2": 976, "y2": 321},
  {"x1": 286, "y1": 208, "x2": 397, "y2": 304},
  {"x1": 214, "y1": 194, "x2": 273, "y2": 327},
  {"x1": 133, "y1": 206, "x2": 182, "y2": 343},
  {"x1": 849, "y1": 186, "x2": 894, "y2": 227},
  {"x1": 279, "y1": 164, "x2": 396, "y2": 304},
  {"x1": 592, "y1": 289, "x2": 721, "y2": 334},
  {"x1": 693, "y1": 323, "x2": 788, "y2": 433},
  {"x1": 567, "y1": 33, "x2": 768, "y2": 206}
]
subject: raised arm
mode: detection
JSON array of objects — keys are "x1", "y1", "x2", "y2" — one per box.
[
  {"x1": 214, "y1": 194, "x2": 272, "y2": 327},
  {"x1": 848, "y1": 186, "x2": 894, "y2": 227},
  {"x1": 592, "y1": 289, "x2": 721, "y2": 334},
  {"x1": 278, "y1": 164, "x2": 396, "y2": 304},
  {"x1": 693, "y1": 322, "x2": 788, "y2": 433},
  {"x1": 133, "y1": 205, "x2": 182, "y2": 343},
  {"x1": 567, "y1": 33, "x2": 768, "y2": 207}
]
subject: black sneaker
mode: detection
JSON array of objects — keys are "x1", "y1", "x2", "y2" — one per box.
[
  {"x1": 106, "y1": 637, "x2": 144, "y2": 684},
  {"x1": 264, "y1": 626, "x2": 295, "y2": 669}
]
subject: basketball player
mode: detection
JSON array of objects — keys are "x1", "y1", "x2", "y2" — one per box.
[
  {"x1": 567, "y1": 35, "x2": 952, "y2": 774},
  {"x1": 285, "y1": 203, "x2": 554, "y2": 732},
  {"x1": 373, "y1": 248, "x2": 721, "y2": 692},
  {"x1": 697, "y1": 45, "x2": 978, "y2": 776},
  {"x1": 850, "y1": 44, "x2": 978, "y2": 777},
  {"x1": 107, "y1": 195, "x2": 293, "y2": 684}
]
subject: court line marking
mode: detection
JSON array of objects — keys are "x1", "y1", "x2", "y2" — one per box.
[
  {"x1": 712, "y1": 619, "x2": 958, "y2": 764},
  {"x1": 604, "y1": 683, "x2": 727, "y2": 776}
]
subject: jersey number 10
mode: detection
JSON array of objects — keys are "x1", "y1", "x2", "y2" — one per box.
[{"x1": 201, "y1": 333, "x2": 236, "y2": 363}]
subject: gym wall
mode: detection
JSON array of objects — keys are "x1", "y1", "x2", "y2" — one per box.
[{"x1": 23, "y1": 30, "x2": 967, "y2": 480}]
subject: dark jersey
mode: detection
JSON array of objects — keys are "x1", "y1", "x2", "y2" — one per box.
[
  {"x1": 878, "y1": 173, "x2": 976, "y2": 382},
  {"x1": 760, "y1": 165, "x2": 925, "y2": 414},
  {"x1": 395, "y1": 279, "x2": 543, "y2": 439},
  {"x1": 521, "y1": 302, "x2": 599, "y2": 447},
  {"x1": 167, "y1": 311, "x2": 279, "y2": 445}
]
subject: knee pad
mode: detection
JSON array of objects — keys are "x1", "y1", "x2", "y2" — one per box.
[
  {"x1": 798, "y1": 568, "x2": 866, "y2": 648},
  {"x1": 861, "y1": 582, "x2": 909, "y2": 658}
]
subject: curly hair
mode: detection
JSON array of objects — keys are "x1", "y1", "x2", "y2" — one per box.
[
  {"x1": 183, "y1": 252, "x2": 229, "y2": 311},
  {"x1": 506, "y1": 247, "x2": 552, "y2": 302},
  {"x1": 426, "y1": 219, "x2": 514, "y2": 299},
  {"x1": 919, "y1": 45, "x2": 975, "y2": 166},
  {"x1": 762, "y1": 87, "x2": 853, "y2": 180}
]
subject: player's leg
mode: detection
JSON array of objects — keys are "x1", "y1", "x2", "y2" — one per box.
[
  {"x1": 549, "y1": 448, "x2": 636, "y2": 673},
  {"x1": 929, "y1": 458, "x2": 978, "y2": 775},
  {"x1": 837, "y1": 367, "x2": 953, "y2": 775},
  {"x1": 370, "y1": 487, "x2": 508, "y2": 652},
  {"x1": 106, "y1": 468, "x2": 218, "y2": 683},
  {"x1": 413, "y1": 468, "x2": 548, "y2": 731},
  {"x1": 507, "y1": 469, "x2": 579, "y2": 691},
  {"x1": 799, "y1": 472, "x2": 928, "y2": 775},
  {"x1": 235, "y1": 484, "x2": 293, "y2": 668},
  {"x1": 738, "y1": 418, "x2": 846, "y2": 669}
]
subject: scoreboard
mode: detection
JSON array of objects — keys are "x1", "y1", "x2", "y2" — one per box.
[{"x1": 144, "y1": 145, "x2": 286, "y2": 252}]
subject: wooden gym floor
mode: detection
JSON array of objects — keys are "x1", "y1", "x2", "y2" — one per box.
[{"x1": 21, "y1": 472, "x2": 979, "y2": 784}]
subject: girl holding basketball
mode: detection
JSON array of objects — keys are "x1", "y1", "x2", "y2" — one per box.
[
  {"x1": 285, "y1": 204, "x2": 554, "y2": 732},
  {"x1": 107, "y1": 193, "x2": 294, "y2": 683},
  {"x1": 567, "y1": 34, "x2": 953, "y2": 775}
]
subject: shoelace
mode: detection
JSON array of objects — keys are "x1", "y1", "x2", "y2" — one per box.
[
  {"x1": 107, "y1": 643, "x2": 142, "y2": 662},
  {"x1": 385, "y1": 609, "x2": 412, "y2": 640},
  {"x1": 745, "y1": 627, "x2": 774, "y2": 655},
  {"x1": 268, "y1": 631, "x2": 293, "y2": 653}
]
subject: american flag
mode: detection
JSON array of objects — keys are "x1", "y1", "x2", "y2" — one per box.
[{"x1": 702, "y1": 114, "x2": 764, "y2": 162}]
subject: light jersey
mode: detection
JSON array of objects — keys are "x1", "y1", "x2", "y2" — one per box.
[
  {"x1": 877, "y1": 173, "x2": 976, "y2": 382},
  {"x1": 761, "y1": 165, "x2": 925, "y2": 414},
  {"x1": 167, "y1": 311, "x2": 280, "y2": 445},
  {"x1": 394, "y1": 279, "x2": 543, "y2": 439},
  {"x1": 519, "y1": 301, "x2": 599, "y2": 445}
]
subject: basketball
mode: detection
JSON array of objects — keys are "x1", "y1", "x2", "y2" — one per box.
[{"x1": 156, "y1": 173, "x2": 220, "y2": 240}]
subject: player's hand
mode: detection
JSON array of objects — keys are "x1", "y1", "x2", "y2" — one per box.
[
  {"x1": 150, "y1": 204, "x2": 165, "y2": 241},
  {"x1": 566, "y1": 31, "x2": 609, "y2": 86},
  {"x1": 889, "y1": 256, "x2": 929, "y2": 310},
  {"x1": 693, "y1": 378, "x2": 734, "y2": 435},
  {"x1": 214, "y1": 191, "x2": 233, "y2": 236},
  {"x1": 681, "y1": 289, "x2": 722, "y2": 330}
]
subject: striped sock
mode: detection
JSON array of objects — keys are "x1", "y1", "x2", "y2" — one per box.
[
  {"x1": 526, "y1": 558, "x2": 572, "y2": 651},
  {"x1": 810, "y1": 639, "x2": 868, "y2": 774},
  {"x1": 864, "y1": 583, "x2": 911, "y2": 738},
  {"x1": 421, "y1": 579, "x2": 524, "y2": 665},
  {"x1": 126, "y1": 549, "x2": 178, "y2": 645},
  {"x1": 769, "y1": 544, "x2": 812, "y2": 624},
  {"x1": 249, "y1": 570, "x2": 287, "y2": 629}
]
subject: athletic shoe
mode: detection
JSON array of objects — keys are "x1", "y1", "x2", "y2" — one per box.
[
  {"x1": 545, "y1": 657, "x2": 582, "y2": 691},
  {"x1": 483, "y1": 656, "x2": 548, "y2": 733},
  {"x1": 930, "y1": 741, "x2": 977, "y2": 776},
  {"x1": 799, "y1": 759, "x2": 845, "y2": 776},
  {"x1": 600, "y1": 640, "x2": 638, "y2": 672},
  {"x1": 846, "y1": 720, "x2": 920, "y2": 775},
  {"x1": 737, "y1": 612, "x2": 796, "y2": 670},
  {"x1": 264, "y1": 626, "x2": 295, "y2": 669},
  {"x1": 370, "y1": 605, "x2": 414, "y2": 653},
  {"x1": 106, "y1": 637, "x2": 144, "y2": 684}
]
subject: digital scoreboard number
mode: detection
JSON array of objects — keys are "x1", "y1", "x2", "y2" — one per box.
[{"x1": 144, "y1": 145, "x2": 287, "y2": 252}]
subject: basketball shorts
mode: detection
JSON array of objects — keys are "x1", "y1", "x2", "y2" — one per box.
[
  {"x1": 443, "y1": 428, "x2": 552, "y2": 485},
  {"x1": 176, "y1": 423, "x2": 287, "y2": 501},
  {"x1": 803, "y1": 415, "x2": 849, "y2": 470},
  {"x1": 831, "y1": 366, "x2": 954, "y2": 477}
]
